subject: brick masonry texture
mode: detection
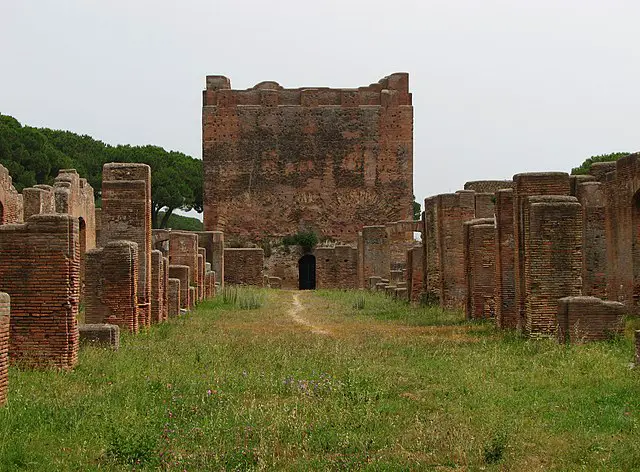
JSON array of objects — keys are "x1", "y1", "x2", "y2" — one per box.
[
  {"x1": 197, "y1": 231, "x2": 224, "y2": 288},
  {"x1": 0, "y1": 164, "x2": 23, "y2": 224},
  {"x1": 0, "y1": 293, "x2": 8, "y2": 406},
  {"x1": 169, "y1": 266, "x2": 190, "y2": 309},
  {"x1": 151, "y1": 250, "x2": 165, "y2": 324},
  {"x1": 422, "y1": 197, "x2": 440, "y2": 302},
  {"x1": 557, "y1": 296, "x2": 625, "y2": 343},
  {"x1": 224, "y1": 248, "x2": 264, "y2": 286},
  {"x1": 0, "y1": 214, "x2": 79, "y2": 369},
  {"x1": 463, "y1": 218, "x2": 496, "y2": 320},
  {"x1": 513, "y1": 173, "x2": 571, "y2": 330},
  {"x1": 636, "y1": 330, "x2": 640, "y2": 365},
  {"x1": 406, "y1": 246, "x2": 423, "y2": 302},
  {"x1": 315, "y1": 245, "x2": 359, "y2": 289},
  {"x1": 100, "y1": 163, "x2": 152, "y2": 328},
  {"x1": 162, "y1": 256, "x2": 169, "y2": 321},
  {"x1": 168, "y1": 278, "x2": 181, "y2": 317},
  {"x1": 361, "y1": 226, "x2": 390, "y2": 283},
  {"x1": 387, "y1": 220, "x2": 421, "y2": 272},
  {"x1": 78, "y1": 323, "x2": 120, "y2": 350},
  {"x1": 464, "y1": 180, "x2": 513, "y2": 194},
  {"x1": 524, "y1": 196, "x2": 582, "y2": 337},
  {"x1": 576, "y1": 182, "x2": 607, "y2": 298},
  {"x1": 474, "y1": 193, "x2": 495, "y2": 219},
  {"x1": 169, "y1": 232, "x2": 199, "y2": 292},
  {"x1": 85, "y1": 241, "x2": 139, "y2": 333},
  {"x1": 202, "y1": 73, "x2": 413, "y2": 243},
  {"x1": 198, "y1": 249, "x2": 206, "y2": 301},
  {"x1": 494, "y1": 189, "x2": 517, "y2": 329}
]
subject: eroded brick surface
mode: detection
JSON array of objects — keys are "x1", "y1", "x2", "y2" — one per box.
[
  {"x1": 169, "y1": 266, "x2": 190, "y2": 309},
  {"x1": 197, "y1": 231, "x2": 224, "y2": 287},
  {"x1": 315, "y1": 245, "x2": 358, "y2": 289},
  {"x1": 557, "y1": 297, "x2": 625, "y2": 343},
  {"x1": 151, "y1": 250, "x2": 165, "y2": 324},
  {"x1": 463, "y1": 218, "x2": 496, "y2": 320},
  {"x1": 362, "y1": 226, "x2": 390, "y2": 281},
  {"x1": 0, "y1": 215, "x2": 79, "y2": 369},
  {"x1": 495, "y1": 189, "x2": 516, "y2": 329},
  {"x1": 224, "y1": 248, "x2": 264, "y2": 286},
  {"x1": 0, "y1": 164, "x2": 23, "y2": 224},
  {"x1": 169, "y1": 232, "x2": 199, "y2": 294},
  {"x1": 202, "y1": 74, "x2": 413, "y2": 242},
  {"x1": 0, "y1": 293, "x2": 9, "y2": 405},
  {"x1": 168, "y1": 278, "x2": 181, "y2": 317},
  {"x1": 406, "y1": 246, "x2": 423, "y2": 302},
  {"x1": 576, "y1": 182, "x2": 607, "y2": 298}
]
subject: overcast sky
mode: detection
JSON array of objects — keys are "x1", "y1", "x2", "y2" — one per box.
[{"x1": 2, "y1": 0, "x2": 639, "y2": 210}]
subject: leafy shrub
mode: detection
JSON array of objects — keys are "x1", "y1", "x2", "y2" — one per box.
[{"x1": 282, "y1": 231, "x2": 319, "y2": 251}]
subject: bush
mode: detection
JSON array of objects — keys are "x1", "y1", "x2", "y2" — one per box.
[{"x1": 282, "y1": 231, "x2": 319, "y2": 251}]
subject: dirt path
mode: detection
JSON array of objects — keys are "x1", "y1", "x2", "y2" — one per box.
[{"x1": 287, "y1": 292, "x2": 330, "y2": 335}]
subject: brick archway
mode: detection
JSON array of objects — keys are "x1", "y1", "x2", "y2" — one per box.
[{"x1": 298, "y1": 254, "x2": 316, "y2": 290}]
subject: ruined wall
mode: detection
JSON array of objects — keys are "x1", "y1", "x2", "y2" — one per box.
[
  {"x1": 576, "y1": 181, "x2": 607, "y2": 298},
  {"x1": 422, "y1": 197, "x2": 440, "y2": 301},
  {"x1": 169, "y1": 232, "x2": 199, "y2": 292},
  {"x1": 387, "y1": 220, "x2": 420, "y2": 272},
  {"x1": 315, "y1": 245, "x2": 359, "y2": 289},
  {"x1": 169, "y1": 265, "x2": 190, "y2": 309},
  {"x1": 361, "y1": 226, "x2": 390, "y2": 281},
  {"x1": 197, "y1": 231, "x2": 224, "y2": 287},
  {"x1": 224, "y1": 248, "x2": 264, "y2": 286},
  {"x1": 151, "y1": 250, "x2": 165, "y2": 324},
  {"x1": 0, "y1": 164, "x2": 23, "y2": 224},
  {"x1": 406, "y1": 246, "x2": 423, "y2": 302},
  {"x1": 436, "y1": 191, "x2": 476, "y2": 310},
  {"x1": 513, "y1": 173, "x2": 571, "y2": 330},
  {"x1": 54, "y1": 169, "x2": 96, "y2": 250},
  {"x1": 85, "y1": 241, "x2": 139, "y2": 332},
  {"x1": 198, "y1": 250, "x2": 205, "y2": 301},
  {"x1": 602, "y1": 153, "x2": 640, "y2": 313},
  {"x1": 168, "y1": 278, "x2": 181, "y2": 317},
  {"x1": 100, "y1": 163, "x2": 152, "y2": 328},
  {"x1": 0, "y1": 215, "x2": 79, "y2": 369},
  {"x1": 463, "y1": 218, "x2": 496, "y2": 320},
  {"x1": 22, "y1": 186, "x2": 55, "y2": 220},
  {"x1": 202, "y1": 73, "x2": 413, "y2": 242},
  {"x1": 0, "y1": 293, "x2": 9, "y2": 406},
  {"x1": 494, "y1": 189, "x2": 516, "y2": 329},
  {"x1": 557, "y1": 296, "x2": 625, "y2": 343},
  {"x1": 474, "y1": 193, "x2": 495, "y2": 219},
  {"x1": 464, "y1": 180, "x2": 513, "y2": 194},
  {"x1": 524, "y1": 196, "x2": 582, "y2": 337}
]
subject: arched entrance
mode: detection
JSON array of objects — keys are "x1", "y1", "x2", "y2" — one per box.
[{"x1": 298, "y1": 254, "x2": 316, "y2": 290}]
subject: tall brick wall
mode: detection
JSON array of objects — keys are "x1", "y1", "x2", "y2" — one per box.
[
  {"x1": 0, "y1": 293, "x2": 9, "y2": 406},
  {"x1": 100, "y1": 163, "x2": 152, "y2": 328},
  {"x1": 224, "y1": 248, "x2": 264, "y2": 286},
  {"x1": 524, "y1": 196, "x2": 582, "y2": 337},
  {"x1": 513, "y1": 173, "x2": 571, "y2": 330},
  {"x1": 463, "y1": 218, "x2": 496, "y2": 320},
  {"x1": 85, "y1": 241, "x2": 139, "y2": 332},
  {"x1": 197, "y1": 231, "x2": 224, "y2": 287},
  {"x1": 557, "y1": 296, "x2": 625, "y2": 343},
  {"x1": 576, "y1": 181, "x2": 607, "y2": 298},
  {"x1": 494, "y1": 189, "x2": 516, "y2": 329},
  {"x1": 0, "y1": 215, "x2": 79, "y2": 369},
  {"x1": 436, "y1": 191, "x2": 476, "y2": 310},
  {"x1": 202, "y1": 73, "x2": 413, "y2": 242},
  {"x1": 0, "y1": 164, "x2": 23, "y2": 224},
  {"x1": 361, "y1": 226, "x2": 390, "y2": 281}
]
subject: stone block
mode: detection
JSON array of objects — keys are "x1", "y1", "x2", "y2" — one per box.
[{"x1": 79, "y1": 324, "x2": 120, "y2": 350}]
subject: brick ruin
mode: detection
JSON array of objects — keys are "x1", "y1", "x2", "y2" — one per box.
[
  {"x1": 202, "y1": 73, "x2": 413, "y2": 243},
  {"x1": 224, "y1": 248, "x2": 264, "y2": 286},
  {"x1": 0, "y1": 293, "x2": 9, "y2": 406}
]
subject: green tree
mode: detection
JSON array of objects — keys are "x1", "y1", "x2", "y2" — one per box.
[
  {"x1": 412, "y1": 196, "x2": 421, "y2": 221},
  {"x1": 571, "y1": 152, "x2": 630, "y2": 175}
]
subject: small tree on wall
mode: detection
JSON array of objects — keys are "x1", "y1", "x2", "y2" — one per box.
[{"x1": 282, "y1": 231, "x2": 319, "y2": 252}]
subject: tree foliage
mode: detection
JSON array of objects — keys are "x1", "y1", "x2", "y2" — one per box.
[
  {"x1": 0, "y1": 114, "x2": 202, "y2": 228},
  {"x1": 412, "y1": 195, "x2": 421, "y2": 221},
  {"x1": 571, "y1": 152, "x2": 630, "y2": 175}
]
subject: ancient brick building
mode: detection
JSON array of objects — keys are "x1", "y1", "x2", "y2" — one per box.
[
  {"x1": 0, "y1": 293, "x2": 8, "y2": 406},
  {"x1": 0, "y1": 164, "x2": 23, "y2": 224},
  {"x1": 202, "y1": 73, "x2": 413, "y2": 242}
]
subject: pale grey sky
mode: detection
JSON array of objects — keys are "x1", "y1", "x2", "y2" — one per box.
[{"x1": 2, "y1": 0, "x2": 639, "y2": 210}]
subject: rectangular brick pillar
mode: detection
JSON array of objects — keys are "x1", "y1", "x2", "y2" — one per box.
[
  {"x1": 436, "y1": 191, "x2": 476, "y2": 310},
  {"x1": 315, "y1": 247, "x2": 336, "y2": 289},
  {"x1": 406, "y1": 246, "x2": 423, "y2": 302},
  {"x1": 576, "y1": 182, "x2": 607, "y2": 298},
  {"x1": 85, "y1": 241, "x2": 139, "y2": 333},
  {"x1": 513, "y1": 173, "x2": 571, "y2": 331},
  {"x1": 168, "y1": 278, "x2": 181, "y2": 317},
  {"x1": 495, "y1": 189, "x2": 516, "y2": 329},
  {"x1": 196, "y1": 231, "x2": 224, "y2": 288},
  {"x1": 198, "y1": 248, "x2": 206, "y2": 301},
  {"x1": 0, "y1": 293, "x2": 9, "y2": 406},
  {"x1": 0, "y1": 214, "x2": 79, "y2": 369},
  {"x1": 151, "y1": 250, "x2": 164, "y2": 324},
  {"x1": 169, "y1": 265, "x2": 190, "y2": 309},
  {"x1": 636, "y1": 330, "x2": 640, "y2": 366},
  {"x1": 189, "y1": 287, "x2": 197, "y2": 308},
  {"x1": 162, "y1": 256, "x2": 169, "y2": 321},
  {"x1": 525, "y1": 196, "x2": 582, "y2": 337},
  {"x1": 463, "y1": 218, "x2": 496, "y2": 320},
  {"x1": 100, "y1": 163, "x2": 152, "y2": 329},
  {"x1": 362, "y1": 226, "x2": 390, "y2": 281},
  {"x1": 169, "y1": 231, "x2": 199, "y2": 297},
  {"x1": 422, "y1": 196, "x2": 440, "y2": 303}
]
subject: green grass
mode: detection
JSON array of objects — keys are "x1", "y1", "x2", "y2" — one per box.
[{"x1": 0, "y1": 289, "x2": 638, "y2": 470}]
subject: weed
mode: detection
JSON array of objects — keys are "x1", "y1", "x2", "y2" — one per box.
[{"x1": 483, "y1": 431, "x2": 508, "y2": 464}]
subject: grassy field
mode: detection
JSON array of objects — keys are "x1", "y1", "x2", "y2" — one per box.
[{"x1": 0, "y1": 289, "x2": 638, "y2": 471}]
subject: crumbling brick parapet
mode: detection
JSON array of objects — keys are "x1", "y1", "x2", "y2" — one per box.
[{"x1": 557, "y1": 297, "x2": 625, "y2": 343}]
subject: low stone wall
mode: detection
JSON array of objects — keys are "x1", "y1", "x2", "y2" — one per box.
[
  {"x1": 557, "y1": 297, "x2": 625, "y2": 343},
  {"x1": 224, "y1": 248, "x2": 264, "y2": 286},
  {"x1": 79, "y1": 324, "x2": 120, "y2": 350}
]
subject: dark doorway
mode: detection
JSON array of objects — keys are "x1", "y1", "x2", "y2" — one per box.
[
  {"x1": 0, "y1": 201, "x2": 4, "y2": 225},
  {"x1": 298, "y1": 254, "x2": 316, "y2": 290}
]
